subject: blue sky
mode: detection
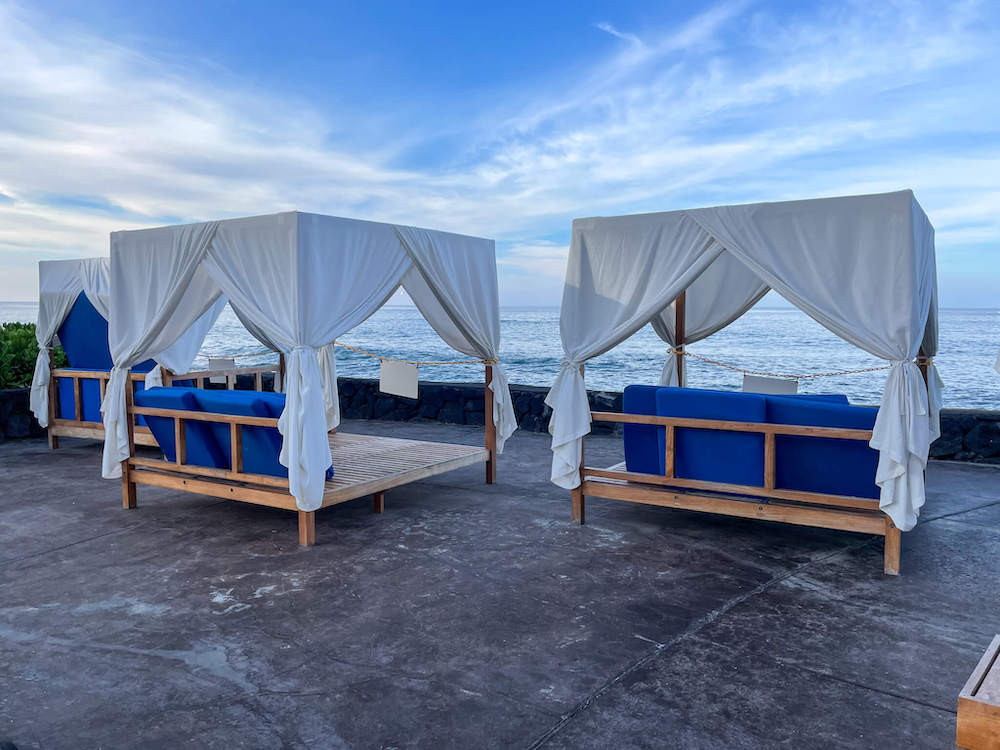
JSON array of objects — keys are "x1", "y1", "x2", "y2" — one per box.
[{"x1": 0, "y1": 0, "x2": 998, "y2": 306}]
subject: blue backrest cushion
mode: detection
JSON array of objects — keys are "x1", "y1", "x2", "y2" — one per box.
[
  {"x1": 765, "y1": 396, "x2": 878, "y2": 499},
  {"x1": 56, "y1": 369, "x2": 104, "y2": 422},
  {"x1": 57, "y1": 292, "x2": 112, "y2": 369},
  {"x1": 191, "y1": 390, "x2": 334, "y2": 480},
  {"x1": 655, "y1": 388, "x2": 767, "y2": 487},
  {"x1": 623, "y1": 385, "x2": 665, "y2": 475},
  {"x1": 132, "y1": 387, "x2": 227, "y2": 468},
  {"x1": 193, "y1": 390, "x2": 285, "y2": 478}
]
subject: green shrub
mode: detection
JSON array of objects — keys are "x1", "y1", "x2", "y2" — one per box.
[{"x1": 0, "y1": 322, "x2": 68, "y2": 389}]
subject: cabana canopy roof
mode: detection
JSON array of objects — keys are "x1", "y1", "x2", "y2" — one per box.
[
  {"x1": 29, "y1": 257, "x2": 224, "y2": 428},
  {"x1": 546, "y1": 190, "x2": 941, "y2": 531},
  {"x1": 101, "y1": 211, "x2": 516, "y2": 511}
]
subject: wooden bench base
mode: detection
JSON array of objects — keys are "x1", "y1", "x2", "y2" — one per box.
[
  {"x1": 576, "y1": 462, "x2": 901, "y2": 575},
  {"x1": 125, "y1": 432, "x2": 488, "y2": 546}
]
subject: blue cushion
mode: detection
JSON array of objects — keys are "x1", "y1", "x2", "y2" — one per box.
[
  {"x1": 623, "y1": 385, "x2": 665, "y2": 475},
  {"x1": 56, "y1": 369, "x2": 104, "y2": 423},
  {"x1": 765, "y1": 396, "x2": 879, "y2": 499},
  {"x1": 191, "y1": 390, "x2": 333, "y2": 480},
  {"x1": 57, "y1": 293, "x2": 112, "y2": 369},
  {"x1": 655, "y1": 388, "x2": 767, "y2": 487},
  {"x1": 132, "y1": 387, "x2": 227, "y2": 468}
]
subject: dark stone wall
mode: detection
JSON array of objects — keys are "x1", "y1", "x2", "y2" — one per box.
[
  {"x1": 0, "y1": 388, "x2": 45, "y2": 442},
  {"x1": 3, "y1": 378, "x2": 998, "y2": 464}
]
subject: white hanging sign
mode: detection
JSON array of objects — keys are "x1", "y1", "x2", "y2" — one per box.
[
  {"x1": 208, "y1": 356, "x2": 235, "y2": 384},
  {"x1": 379, "y1": 360, "x2": 419, "y2": 399}
]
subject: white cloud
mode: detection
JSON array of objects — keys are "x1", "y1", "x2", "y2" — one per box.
[{"x1": 0, "y1": 0, "x2": 997, "y2": 305}]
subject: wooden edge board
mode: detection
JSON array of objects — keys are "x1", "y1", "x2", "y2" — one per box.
[
  {"x1": 961, "y1": 635, "x2": 1000, "y2": 699},
  {"x1": 581, "y1": 478, "x2": 887, "y2": 536},
  {"x1": 321, "y1": 447, "x2": 488, "y2": 506},
  {"x1": 130, "y1": 467, "x2": 299, "y2": 510},
  {"x1": 582, "y1": 465, "x2": 880, "y2": 511},
  {"x1": 589, "y1": 410, "x2": 873, "y2": 441}
]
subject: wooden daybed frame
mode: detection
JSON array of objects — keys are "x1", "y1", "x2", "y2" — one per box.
[
  {"x1": 573, "y1": 405, "x2": 903, "y2": 574},
  {"x1": 119, "y1": 364, "x2": 499, "y2": 545},
  {"x1": 46, "y1": 354, "x2": 284, "y2": 450}
]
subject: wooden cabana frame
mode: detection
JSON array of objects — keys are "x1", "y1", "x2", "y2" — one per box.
[
  {"x1": 572, "y1": 405, "x2": 901, "y2": 574},
  {"x1": 567, "y1": 293, "x2": 910, "y2": 575},
  {"x1": 121, "y1": 362, "x2": 497, "y2": 545},
  {"x1": 46, "y1": 354, "x2": 284, "y2": 450}
]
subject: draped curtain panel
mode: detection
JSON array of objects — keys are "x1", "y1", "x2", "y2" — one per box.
[
  {"x1": 649, "y1": 252, "x2": 770, "y2": 386},
  {"x1": 101, "y1": 223, "x2": 223, "y2": 478},
  {"x1": 30, "y1": 260, "x2": 86, "y2": 427},
  {"x1": 546, "y1": 190, "x2": 940, "y2": 532},
  {"x1": 396, "y1": 226, "x2": 517, "y2": 451}
]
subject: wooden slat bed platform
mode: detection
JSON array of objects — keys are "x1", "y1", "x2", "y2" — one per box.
[{"x1": 321, "y1": 432, "x2": 489, "y2": 507}]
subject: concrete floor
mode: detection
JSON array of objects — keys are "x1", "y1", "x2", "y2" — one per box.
[{"x1": 0, "y1": 421, "x2": 998, "y2": 750}]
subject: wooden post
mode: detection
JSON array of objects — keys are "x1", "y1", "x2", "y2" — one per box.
[
  {"x1": 373, "y1": 491, "x2": 384, "y2": 514},
  {"x1": 917, "y1": 347, "x2": 930, "y2": 389},
  {"x1": 278, "y1": 353, "x2": 286, "y2": 392},
  {"x1": 298, "y1": 510, "x2": 315, "y2": 546},
  {"x1": 121, "y1": 374, "x2": 137, "y2": 509},
  {"x1": 884, "y1": 518, "x2": 900, "y2": 575},
  {"x1": 571, "y1": 363, "x2": 585, "y2": 524},
  {"x1": 485, "y1": 364, "x2": 497, "y2": 484},
  {"x1": 47, "y1": 349, "x2": 59, "y2": 450},
  {"x1": 161, "y1": 367, "x2": 174, "y2": 387},
  {"x1": 675, "y1": 290, "x2": 686, "y2": 386}
]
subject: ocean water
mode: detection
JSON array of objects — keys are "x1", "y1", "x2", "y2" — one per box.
[{"x1": 3, "y1": 301, "x2": 998, "y2": 408}]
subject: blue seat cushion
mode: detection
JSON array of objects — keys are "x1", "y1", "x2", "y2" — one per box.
[
  {"x1": 655, "y1": 388, "x2": 767, "y2": 487},
  {"x1": 765, "y1": 396, "x2": 879, "y2": 499},
  {"x1": 623, "y1": 385, "x2": 665, "y2": 475},
  {"x1": 191, "y1": 390, "x2": 334, "y2": 480},
  {"x1": 56, "y1": 369, "x2": 104, "y2": 422},
  {"x1": 133, "y1": 387, "x2": 227, "y2": 468},
  {"x1": 57, "y1": 293, "x2": 113, "y2": 369}
]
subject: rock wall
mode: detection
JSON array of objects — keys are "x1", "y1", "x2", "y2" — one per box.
[
  {"x1": 3, "y1": 378, "x2": 998, "y2": 464},
  {"x1": 0, "y1": 388, "x2": 45, "y2": 442}
]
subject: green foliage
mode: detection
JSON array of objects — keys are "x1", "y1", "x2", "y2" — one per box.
[{"x1": 0, "y1": 322, "x2": 68, "y2": 389}]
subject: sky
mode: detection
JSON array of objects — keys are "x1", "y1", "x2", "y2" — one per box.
[{"x1": 0, "y1": 0, "x2": 998, "y2": 306}]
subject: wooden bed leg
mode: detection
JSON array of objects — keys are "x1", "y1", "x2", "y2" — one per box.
[
  {"x1": 884, "y1": 520, "x2": 900, "y2": 575},
  {"x1": 484, "y1": 364, "x2": 497, "y2": 484},
  {"x1": 298, "y1": 510, "x2": 316, "y2": 546},
  {"x1": 571, "y1": 486, "x2": 585, "y2": 524},
  {"x1": 121, "y1": 464, "x2": 137, "y2": 509},
  {"x1": 48, "y1": 431, "x2": 59, "y2": 450},
  {"x1": 373, "y1": 492, "x2": 384, "y2": 514}
]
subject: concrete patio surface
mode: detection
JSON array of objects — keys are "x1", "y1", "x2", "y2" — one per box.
[{"x1": 1, "y1": 421, "x2": 998, "y2": 749}]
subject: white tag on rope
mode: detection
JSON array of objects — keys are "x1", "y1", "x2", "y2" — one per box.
[
  {"x1": 208, "y1": 356, "x2": 235, "y2": 384},
  {"x1": 379, "y1": 360, "x2": 419, "y2": 399}
]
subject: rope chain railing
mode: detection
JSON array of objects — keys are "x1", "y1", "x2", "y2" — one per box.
[
  {"x1": 668, "y1": 347, "x2": 932, "y2": 380},
  {"x1": 198, "y1": 342, "x2": 497, "y2": 367}
]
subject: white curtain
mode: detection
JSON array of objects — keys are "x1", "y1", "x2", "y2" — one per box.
[
  {"x1": 203, "y1": 212, "x2": 410, "y2": 510},
  {"x1": 29, "y1": 260, "x2": 85, "y2": 427},
  {"x1": 548, "y1": 190, "x2": 940, "y2": 532},
  {"x1": 77, "y1": 257, "x2": 111, "y2": 319},
  {"x1": 396, "y1": 227, "x2": 518, "y2": 451},
  {"x1": 101, "y1": 222, "x2": 222, "y2": 478},
  {"x1": 649, "y1": 252, "x2": 769, "y2": 386},
  {"x1": 545, "y1": 212, "x2": 726, "y2": 489},
  {"x1": 143, "y1": 296, "x2": 228, "y2": 387}
]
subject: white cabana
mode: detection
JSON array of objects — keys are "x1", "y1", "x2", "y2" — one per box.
[
  {"x1": 29, "y1": 257, "x2": 224, "y2": 428},
  {"x1": 101, "y1": 211, "x2": 517, "y2": 511},
  {"x1": 546, "y1": 190, "x2": 942, "y2": 532}
]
